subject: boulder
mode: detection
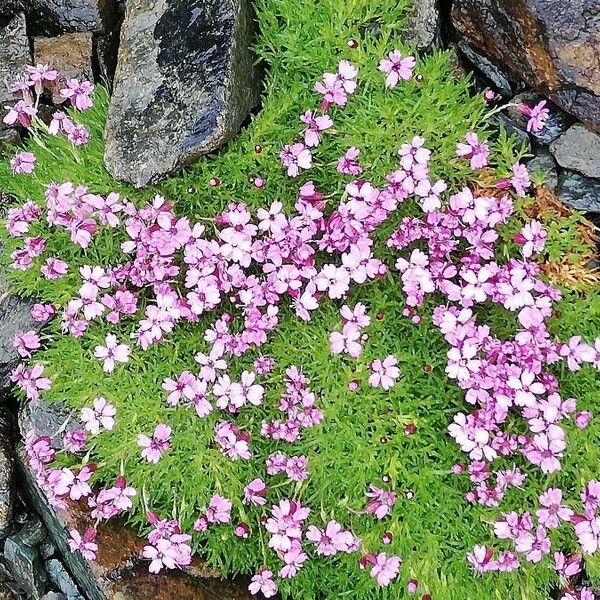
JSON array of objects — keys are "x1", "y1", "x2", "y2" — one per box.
[
  {"x1": 558, "y1": 170, "x2": 600, "y2": 214},
  {"x1": 25, "y1": 0, "x2": 116, "y2": 37},
  {"x1": 104, "y1": 0, "x2": 261, "y2": 187},
  {"x1": 527, "y1": 149, "x2": 558, "y2": 190},
  {"x1": 404, "y1": 0, "x2": 440, "y2": 52},
  {"x1": 452, "y1": 0, "x2": 600, "y2": 132},
  {"x1": 550, "y1": 124, "x2": 600, "y2": 179},
  {"x1": 4, "y1": 535, "x2": 48, "y2": 598},
  {"x1": 457, "y1": 41, "x2": 516, "y2": 97},
  {"x1": 0, "y1": 414, "x2": 14, "y2": 540},
  {"x1": 0, "y1": 13, "x2": 30, "y2": 110}
]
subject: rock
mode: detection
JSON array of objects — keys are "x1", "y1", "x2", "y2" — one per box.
[
  {"x1": 0, "y1": 128, "x2": 20, "y2": 153},
  {"x1": 558, "y1": 170, "x2": 600, "y2": 213},
  {"x1": 550, "y1": 124, "x2": 600, "y2": 179},
  {"x1": 0, "y1": 13, "x2": 31, "y2": 109},
  {"x1": 404, "y1": 0, "x2": 440, "y2": 51},
  {"x1": 457, "y1": 41, "x2": 516, "y2": 97},
  {"x1": 25, "y1": 0, "x2": 116, "y2": 37},
  {"x1": 41, "y1": 593, "x2": 67, "y2": 600},
  {"x1": 18, "y1": 397, "x2": 75, "y2": 447},
  {"x1": 45, "y1": 559, "x2": 84, "y2": 599},
  {"x1": 20, "y1": 516, "x2": 47, "y2": 546},
  {"x1": 93, "y1": 29, "x2": 119, "y2": 90},
  {"x1": 0, "y1": 415, "x2": 13, "y2": 540},
  {"x1": 527, "y1": 149, "x2": 558, "y2": 190},
  {"x1": 34, "y1": 33, "x2": 94, "y2": 102},
  {"x1": 0, "y1": 294, "x2": 39, "y2": 389},
  {"x1": 4, "y1": 535, "x2": 47, "y2": 598},
  {"x1": 491, "y1": 113, "x2": 531, "y2": 152},
  {"x1": 104, "y1": 0, "x2": 261, "y2": 187},
  {"x1": 40, "y1": 540, "x2": 56, "y2": 559},
  {"x1": 452, "y1": 0, "x2": 600, "y2": 133},
  {"x1": 507, "y1": 92, "x2": 573, "y2": 145}
]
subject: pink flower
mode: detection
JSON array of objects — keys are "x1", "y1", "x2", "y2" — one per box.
[
  {"x1": 369, "y1": 552, "x2": 401, "y2": 587},
  {"x1": 206, "y1": 494, "x2": 232, "y2": 524},
  {"x1": 41, "y1": 257, "x2": 68, "y2": 279},
  {"x1": 138, "y1": 423, "x2": 172, "y2": 464},
  {"x1": 576, "y1": 411, "x2": 592, "y2": 429},
  {"x1": 67, "y1": 124, "x2": 90, "y2": 146},
  {"x1": 514, "y1": 220, "x2": 547, "y2": 258},
  {"x1": 26, "y1": 64, "x2": 58, "y2": 92},
  {"x1": 467, "y1": 545, "x2": 497, "y2": 573},
  {"x1": 12, "y1": 330, "x2": 41, "y2": 358},
  {"x1": 279, "y1": 543, "x2": 308, "y2": 578},
  {"x1": 365, "y1": 484, "x2": 396, "y2": 519},
  {"x1": 572, "y1": 511, "x2": 600, "y2": 554},
  {"x1": 48, "y1": 111, "x2": 74, "y2": 135},
  {"x1": 249, "y1": 569, "x2": 278, "y2": 598},
  {"x1": 306, "y1": 520, "x2": 355, "y2": 556},
  {"x1": 560, "y1": 336, "x2": 596, "y2": 372},
  {"x1": 378, "y1": 50, "x2": 415, "y2": 88},
  {"x1": 554, "y1": 552, "x2": 582, "y2": 579},
  {"x1": 456, "y1": 132, "x2": 490, "y2": 169},
  {"x1": 524, "y1": 425, "x2": 566, "y2": 473},
  {"x1": 10, "y1": 151, "x2": 36, "y2": 175},
  {"x1": 329, "y1": 322, "x2": 362, "y2": 358},
  {"x1": 515, "y1": 524, "x2": 551, "y2": 563},
  {"x1": 518, "y1": 100, "x2": 549, "y2": 133},
  {"x1": 60, "y1": 79, "x2": 94, "y2": 110},
  {"x1": 536, "y1": 488, "x2": 573, "y2": 529},
  {"x1": 68, "y1": 528, "x2": 98, "y2": 561},
  {"x1": 280, "y1": 143, "x2": 312, "y2": 177},
  {"x1": 510, "y1": 163, "x2": 531, "y2": 197},
  {"x1": 300, "y1": 110, "x2": 333, "y2": 147},
  {"x1": 63, "y1": 428, "x2": 87, "y2": 453},
  {"x1": 3, "y1": 100, "x2": 36, "y2": 127},
  {"x1": 244, "y1": 478, "x2": 268, "y2": 506},
  {"x1": 80, "y1": 396, "x2": 116, "y2": 435},
  {"x1": 93, "y1": 333, "x2": 130, "y2": 372},
  {"x1": 368, "y1": 356, "x2": 400, "y2": 390},
  {"x1": 337, "y1": 147, "x2": 363, "y2": 175}
]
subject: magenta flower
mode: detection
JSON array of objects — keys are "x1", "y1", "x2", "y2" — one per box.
[
  {"x1": 60, "y1": 79, "x2": 94, "y2": 110},
  {"x1": 67, "y1": 124, "x2": 90, "y2": 146},
  {"x1": 48, "y1": 110, "x2": 74, "y2": 136},
  {"x1": 576, "y1": 411, "x2": 592, "y2": 429},
  {"x1": 365, "y1": 484, "x2": 397, "y2": 519},
  {"x1": 63, "y1": 428, "x2": 87, "y2": 453},
  {"x1": 536, "y1": 488, "x2": 573, "y2": 529},
  {"x1": 514, "y1": 220, "x2": 547, "y2": 258},
  {"x1": 510, "y1": 162, "x2": 531, "y2": 197},
  {"x1": 93, "y1": 333, "x2": 130, "y2": 373},
  {"x1": 244, "y1": 478, "x2": 268, "y2": 506},
  {"x1": 329, "y1": 322, "x2": 362, "y2": 358},
  {"x1": 248, "y1": 569, "x2": 278, "y2": 598},
  {"x1": 3, "y1": 100, "x2": 36, "y2": 127},
  {"x1": 80, "y1": 396, "x2": 116, "y2": 435},
  {"x1": 41, "y1": 257, "x2": 69, "y2": 279},
  {"x1": 305, "y1": 520, "x2": 355, "y2": 556},
  {"x1": 337, "y1": 146, "x2": 363, "y2": 175},
  {"x1": 12, "y1": 330, "x2": 41, "y2": 358},
  {"x1": 300, "y1": 110, "x2": 333, "y2": 147},
  {"x1": 379, "y1": 50, "x2": 415, "y2": 88},
  {"x1": 518, "y1": 100, "x2": 549, "y2": 133},
  {"x1": 10, "y1": 151, "x2": 36, "y2": 175},
  {"x1": 138, "y1": 423, "x2": 172, "y2": 464},
  {"x1": 456, "y1": 132, "x2": 490, "y2": 169},
  {"x1": 26, "y1": 63, "x2": 58, "y2": 93},
  {"x1": 280, "y1": 143, "x2": 312, "y2": 177},
  {"x1": 368, "y1": 356, "x2": 400, "y2": 390},
  {"x1": 467, "y1": 545, "x2": 497, "y2": 573},
  {"x1": 206, "y1": 494, "x2": 232, "y2": 524},
  {"x1": 369, "y1": 552, "x2": 401, "y2": 586},
  {"x1": 69, "y1": 528, "x2": 98, "y2": 561}
]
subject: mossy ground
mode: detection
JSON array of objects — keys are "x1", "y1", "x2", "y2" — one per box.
[{"x1": 1, "y1": 0, "x2": 600, "y2": 598}]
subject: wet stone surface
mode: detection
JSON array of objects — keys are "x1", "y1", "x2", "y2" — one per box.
[
  {"x1": 0, "y1": 13, "x2": 30, "y2": 109},
  {"x1": 104, "y1": 0, "x2": 261, "y2": 186},
  {"x1": 550, "y1": 123, "x2": 600, "y2": 179},
  {"x1": 558, "y1": 170, "x2": 600, "y2": 214}
]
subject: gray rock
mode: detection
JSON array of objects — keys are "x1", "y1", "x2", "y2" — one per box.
[
  {"x1": 507, "y1": 92, "x2": 573, "y2": 145},
  {"x1": 39, "y1": 540, "x2": 56, "y2": 559},
  {"x1": 0, "y1": 13, "x2": 30, "y2": 109},
  {"x1": 18, "y1": 397, "x2": 76, "y2": 448},
  {"x1": 0, "y1": 415, "x2": 13, "y2": 540},
  {"x1": 558, "y1": 170, "x2": 600, "y2": 213},
  {"x1": 0, "y1": 294, "x2": 39, "y2": 389},
  {"x1": 25, "y1": 0, "x2": 116, "y2": 37},
  {"x1": 4, "y1": 536, "x2": 47, "y2": 598},
  {"x1": 20, "y1": 516, "x2": 46, "y2": 546},
  {"x1": 0, "y1": 128, "x2": 20, "y2": 153},
  {"x1": 551, "y1": 124, "x2": 600, "y2": 179},
  {"x1": 527, "y1": 149, "x2": 558, "y2": 190},
  {"x1": 404, "y1": 0, "x2": 440, "y2": 51},
  {"x1": 45, "y1": 559, "x2": 84, "y2": 600},
  {"x1": 34, "y1": 33, "x2": 94, "y2": 103},
  {"x1": 104, "y1": 0, "x2": 261, "y2": 186},
  {"x1": 93, "y1": 29, "x2": 119, "y2": 90},
  {"x1": 457, "y1": 41, "x2": 516, "y2": 97},
  {"x1": 41, "y1": 593, "x2": 67, "y2": 600}
]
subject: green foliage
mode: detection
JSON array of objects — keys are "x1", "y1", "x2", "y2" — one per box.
[{"x1": 0, "y1": 0, "x2": 599, "y2": 599}]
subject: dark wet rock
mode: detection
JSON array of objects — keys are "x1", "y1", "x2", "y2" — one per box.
[
  {"x1": 0, "y1": 129, "x2": 20, "y2": 153},
  {"x1": 25, "y1": 0, "x2": 116, "y2": 37},
  {"x1": 491, "y1": 113, "x2": 531, "y2": 152},
  {"x1": 0, "y1": 13, "x2": 30, "y2": 109},
  {"x1": 558, "y1": 170, "x2": 600, "y2": 213},
  {"x1": 34, "y1": 33, "x2": 94, "y2": 102},
  {"x1": 527, "y1": 149, "x2": 558, "y2": 190},
  {"x1": 20, "y1": 516, "x2": 46, "y2": 546},
  {"x1": 18, "y1": 397, "x2": 76, "y2": 447},
  {"x1": 40, "y1": 540, "x2": 56, "y2": 559},
  {"x1": 104, "y1": 0, "x2": 261, "y2": 187},
  {"x1": 93, "y1": 29, "x2": 119, "y2": 90},
  {"x1": 0, "y1": 415, "x2": 13, "y2": 540},
  {"x1": 4, "y1": 535, "x2": 47, "y2": 598},
  {"x1": 404, "y1": 0, "x2": 440, "y2": 51},
  {"x1": 45, "y1": 559, "x2": 84, "y2": 600},
  {"x1": 507, "y1": 92, "x2": 572, "y2": 145},
  {"x1": 0, "y1": 294, "x2": 39, "y2": 389},
  {"x1": 452, "y1": 0, "x2": 600, "y2": 132},
  {"x1": 457, "y1": 41, "x2": 516, "y2": 97},
  {"x1": 550, "y1": 124, "x2": 600, "y2": 179}
]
